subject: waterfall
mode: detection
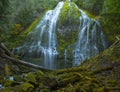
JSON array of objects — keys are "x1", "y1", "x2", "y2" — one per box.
[
  {"x1": 64, "y1": 49, "x2": 67, "y2": 62},
  {"x1": 66, "y1": 0, "x2": 70, "y2": 2},
  {"x1": 72, "y1": 5, "x2": 107, "y2": 65},
  {"x1": 13, "y1": 1, "x2": 107, "y2": 69},
  {"x1": 72, "y1": 18, "x2": 107, "y2": 65},
  {"x1": 14, "y1": 2, "x2": 64, "y2": 69}
]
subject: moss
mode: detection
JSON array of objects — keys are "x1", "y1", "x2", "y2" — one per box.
[
  {"x1": 23, "y1": 15, "x2": 43, "y2": 36},
  {"x1": 83, "y1": 10, "x2": 96, "y2": 19},
  {"x1": 56, "y1": 74, "x2": 101, "y2": 92},
  {"x1": 56, "y1": 1, "x2": 101, "y2": 61},
  {"x1": 56, "y1": 67, "x2": 86, "y2": 74},
  {"x1": 1, "y1": 43, "x2": 120, "y2": 92},
  {"x1": 14, "y1": 75, "x2": 22, "y2": 82},
  {"x1": 81, "y1": 41, "x2": 120, "y2": 72},
  {"x1": 35, "y1": 71, "x2": 44, "y2": 77},
  {"x1": 92, "y1": 66, "x2": 113, "y2": 74},
  {"x1": 59, "y1": 2, "x2": 80, "y2": 26},
  {"x1": 1, "y1": 0, "x2": 120, "y2": 92},
  {"x1": 23, "y1": 73, "x2": 37, "y2": 85},
  {"x1": 59, "y1": 75, "x2": 79, "y2": 86},
  {"x1": 57, "y1": 3, "x2": 80, "y2": 59},
  {"x1": 75, "y1": 85, "x2": 86, "y2": 92},
  {"x1": 6, "y1": 14, "x2": 44, "y2": 49},
  {"x1": 0, "y1": 88, "x2": 11, "y2": 92},
  {"x1": 38, "y1": 83, "x2": 44, "y2": 89},
  {"x1": 4, "y1": 80, "x2": 14, "y2": 87},
  {"x1": 40, "y1": 88, "x2": 49, "y2": 92},
  {"x1": 59, "y1": 2, "x2": 69, "y2": 26},
  {"x1": 4, "y1": 79, "x2": 20, "y2": 87},
  {"x1": 1, "y1": 41, "x2": 120, "y2": 91},
  {"x1": 18, "y1": 82, "x2": 34, "y2": 92},
  {"x1": 4, "y1": 64, "x2": 11, "y2": 79},
  {"x1": 94, "y1": 87, "x2": 110, "y2": 92},
  {"x1": 57, "y1": 31, "x2": 78, "y2": 59}
]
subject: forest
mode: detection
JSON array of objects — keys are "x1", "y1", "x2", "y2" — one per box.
[{"x1": 0, "y1": 0, "x2": 120, "y2": 92}]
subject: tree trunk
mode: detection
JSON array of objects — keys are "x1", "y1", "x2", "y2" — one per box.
[{"x1": 0, "y1": 43, "x2": 52, "y2": 72}]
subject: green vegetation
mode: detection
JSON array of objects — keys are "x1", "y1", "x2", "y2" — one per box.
[
  {"x1": 1, "y1": 40, "x2": 120, "y2": 91},
  {"x1": 0, "y1": 0, "x2": 120, "y2": 92},
  {"x1": 0, "y1": 0, "x2": 60, "y2": 48},
  {"x1": 57, "y1": 2, "x2": 81, "y2": 59},
  {"x1": 59, "y1": 2, "x2": 80, "y2": 26},
  {"x1": 71, "y1": 0, "x2": 104, "y2": 15},
  {"x1": 23, "y1": 15, "x2": 43, "y2": 36},
  {"x1": 57, "y1": 31, "x2": 77, "y2": 60},
  {"x1": 100, "y1": 0, "x2": 120, "y2": 43},
  {"x1": 83, "y1": 10, "x2": 96, "y2": 19}
]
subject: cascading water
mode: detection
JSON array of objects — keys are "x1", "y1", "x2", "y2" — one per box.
[
  {"x1": 72, "y1": 5, "x2": 107, "y2": 66},
  {"x1": 14, "y1": 2, "x2": 64, "y2": 69},
  {"x1": 13, "y1": 1, "x2": 107, "y2": 69}
]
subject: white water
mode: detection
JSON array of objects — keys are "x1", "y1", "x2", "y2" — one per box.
[
  {"x1": 14, "y1": 2, "x2": 64, "y2": 69},
  {"x1": 0, "y1": 84, "x2": 4, "y2": 89},
  {"x1": 64, "y1": 49, "x2": 67, "y2": 62},
  {"x1": 66, "y1": 0, "x2": 71, "y2": 2},
  {"x1": 39, "y1": 2, "x2": 64, "y2": 69},
  {"x1": 13, "y1": 1, "x2": 107, "y2": 69},
  {"x1": 72, "y1": 3, "x2": 107, "y2": 65}
]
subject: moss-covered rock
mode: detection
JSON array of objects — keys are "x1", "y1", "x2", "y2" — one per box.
[
  {"x1": 59, "y1": 2, "x2": 80, "y2": 26},
  {"x1": 23, "y1": 72, "x2": 37, "y2": 85},
  {"x1": 4, "y1": 79, "x2": 20, "y2": 87},
  {"x1": 56, "y1": 2, "x2": 81, "y2": 60},
  {"x1": 14, "y1": 75, "x2": 22, "y2": 82},
  {"x1": 1, "y1": 40, "x2": 120, "y2": 91},
  {"x1": 18, "y1": 82, "x2": 34, "y2": 92}
]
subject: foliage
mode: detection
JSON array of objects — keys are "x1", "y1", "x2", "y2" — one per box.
[
  {"x1": 23, "y1": 15, "x2": 43, "y2": 36},
  {"x1": 6, "y1": 24, "x2": 24, "y2": 49},
  {"x1": 0, "y1": 0, "x2": 9, "y2": 20},
  {"x1": 71, "y1": 0, "x2": 104, "y2": 15},
  {"x1": 18, "y1": 82, "x2": 34, "y2": 92},
  {"x1": 0, "y1": 0, "x2": 11, "y2": 43},
  {"x1": 15, "y1": 7, "x2": 34, "y2": 28},
  {"x1": 0, "y1": 0, "x2": 61, "y2": 49},
  {"x1": 23, "y1": 73, "x2": 37, "y2": 85},
  {"x1": 102, "y1": 0, "x2": 120, "y2": 13},
  {"x1": 100, "y1": 0, "x2": 120, "y2": 43},
  {"x1": 9, "y1": 0, "x2": 60, "y2": 30},
  {"x1": 4, "y1": 64, "x2": 10, "y2": 79},
  {"x1": 1, "y1": 40, "x2": 120, "y2": 91},
  {"x1": 10, "y1": 24, "x2": 23, "y2": 36}
]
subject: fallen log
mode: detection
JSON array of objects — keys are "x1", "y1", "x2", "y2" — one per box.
[
  {"x1": 110, "y1": 36, "x2": 120, "y2": 48},
  {"x1": 0, "y1": 43, "x2": 12, "y2": 56},
  {"x1": 0, "y1": 43, "x2": 52, "y2": 72}
]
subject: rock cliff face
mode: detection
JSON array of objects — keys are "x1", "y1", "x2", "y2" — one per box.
[
  {"x1": 56, "y1": 1, "x2": 81, "y2": 60},
  {"x1": 13, "y1": 1, "x2": 108, "y2": 69}
]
